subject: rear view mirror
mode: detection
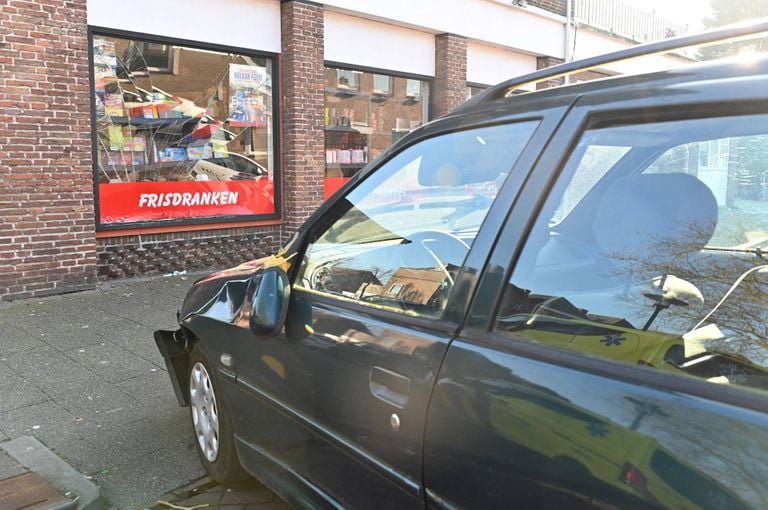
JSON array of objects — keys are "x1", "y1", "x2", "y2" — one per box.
[{"x1": 249, "y1": 267, "x2": 290, "y2": 336}]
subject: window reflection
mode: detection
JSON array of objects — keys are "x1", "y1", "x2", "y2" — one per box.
[
  {"x1": 300, "y1": 122, "x2": 539, "y2": 318},
  {"x1": 495, "y1": 114, "x2": 768, "y2": 392}
]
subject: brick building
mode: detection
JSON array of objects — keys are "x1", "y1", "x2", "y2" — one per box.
[{"x1": 0, "y1": 0, "x2": 686, "y2": 300}]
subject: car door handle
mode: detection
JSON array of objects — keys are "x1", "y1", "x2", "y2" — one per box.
[{"x1": 369, "y1": 366, "x2": 411, "y2": 409}]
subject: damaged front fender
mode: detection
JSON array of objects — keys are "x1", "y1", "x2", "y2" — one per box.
[{"x1": 153, "y1": 329, "x2": 192, "y2": 406}]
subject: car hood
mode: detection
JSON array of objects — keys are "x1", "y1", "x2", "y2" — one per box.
[{"x1": 179, "y1": 254, "x2": 292, "y2": 320}]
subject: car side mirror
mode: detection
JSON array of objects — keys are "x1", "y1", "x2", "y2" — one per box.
[{"x1": 249, "y1": 266, "x2": 290, "y2": 336}]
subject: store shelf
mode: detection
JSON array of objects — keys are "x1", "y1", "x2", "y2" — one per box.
[
  {"x1": 325, "y1": 162, "x2": 366, "y2": 169},
  {"x1": 325, "y1": 87, "x2": 360, "y2": 97},
  {"x1": 97, "y1": 116, "x2": 197, "y2": 128},
  {"x1": 325, "y1": 125, "x2": 375, "y2": 135}
]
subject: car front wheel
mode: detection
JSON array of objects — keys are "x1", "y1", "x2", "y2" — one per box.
[{"x1": 188, "y1": 343, "x2": 248, "y2": 483}]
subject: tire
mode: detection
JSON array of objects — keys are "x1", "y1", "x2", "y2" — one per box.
[{"x1": 188, "y1": 342, "x2": 248, "y2": 483}]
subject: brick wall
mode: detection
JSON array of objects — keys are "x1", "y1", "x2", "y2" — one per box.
[
  {"x1": 434, "y1": 33, "x2": 468, "y2": 118},
  {"x1": 280, "y1": 0, "x2": 325, "y2": 242},
  {"x1": 0, "y1": 0, "x2": 96, "y2": 301},
  {"x1": 527, "y1": 0, "x2": 566, "y2": 16},
  {"x1": 96, "y1": 226, "x2": 281, "y2": 278},
  {"x1": 536, "y1": 56, "x2": 565, "y2": 89}
]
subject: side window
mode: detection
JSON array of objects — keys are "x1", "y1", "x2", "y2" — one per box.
[
  {"x1": 495, "y1": 114, "x2": 768, "y2": 393},
  {"x1": 296, "y1": 121, "x2": 539, "y2": 318}
]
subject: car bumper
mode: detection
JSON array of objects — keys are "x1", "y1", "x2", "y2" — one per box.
[{"x1": 154, "y1": 329, "x2": 191, "y2": 407}]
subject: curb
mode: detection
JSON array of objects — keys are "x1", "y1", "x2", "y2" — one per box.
[{"x1": 0, "y1": 436, "x2": 104, "y2": 510}]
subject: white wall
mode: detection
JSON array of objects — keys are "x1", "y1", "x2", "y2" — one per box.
[
  {"x1": 324, "y1": 11, "x2": 435, "y2": 76},
  {"x1": 467, "y1": 41, "x2": 537, "y2": 88},
  {"x1": 87, "y1": 0, "x2": 281, "y2": 53},
  {"x1": 320, "y1": 0, "x2": 565, "y2": 59},
  {"x1": 571, "y1": 29, "x2": 687, "y2": 75}
]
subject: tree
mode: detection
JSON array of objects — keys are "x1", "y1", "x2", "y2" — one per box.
[{"x1": 698, "y1": 0, "x2": 768, "y2": 60}]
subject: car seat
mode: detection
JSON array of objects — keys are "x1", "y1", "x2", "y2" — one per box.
[{"x1": 591, "y1": 173, "x2": 718, "y2": 276}]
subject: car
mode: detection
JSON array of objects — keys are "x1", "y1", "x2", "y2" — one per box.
[{"x1": 156, "y1": 21, "x2": 768, "y2": 510}]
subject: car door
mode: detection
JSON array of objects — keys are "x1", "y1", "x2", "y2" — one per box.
[
  {"x1": 228, "y1": 112, "x2": 570, "y2": 508},
  {"x1": 424, "y1": 82, "x2": 768, "y2": 509}
]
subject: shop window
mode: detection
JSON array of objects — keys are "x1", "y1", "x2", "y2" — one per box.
[
  {"x1": 140, "y1": 42, "x2": 175, "y2": 73},
  {"x1": 323, "y1": 66, "x2": 431, "y2": 199},
  {"x1": 91, "y1": 33, "x2": 277, "y2": 228}
]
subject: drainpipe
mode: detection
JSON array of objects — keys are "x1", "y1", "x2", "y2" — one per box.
[{"x1": 565, "y1": 0, "x2": 572, "y2": 84}]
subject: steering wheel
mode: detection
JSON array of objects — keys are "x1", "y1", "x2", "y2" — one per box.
[{"x1": 405, "y1": 230, "x2": 470, "y2": 280}]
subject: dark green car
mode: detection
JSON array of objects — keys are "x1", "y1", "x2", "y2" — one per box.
[{"x1": 157, "y1": 22, "x2": 768, "y2": 509}]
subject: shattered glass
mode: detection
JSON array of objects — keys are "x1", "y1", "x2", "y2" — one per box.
[{"x1": 93, "y1": 35, "x2": 275, "y2": 223}]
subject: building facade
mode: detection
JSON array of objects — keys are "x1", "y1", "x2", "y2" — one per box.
[{"x1": 0, "y1": 0, "x2": 686, "y2": 300}]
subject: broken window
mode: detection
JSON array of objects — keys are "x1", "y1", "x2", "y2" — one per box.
[{"x1": 91, "y1": 33, "x2": 277, "y2": 226}]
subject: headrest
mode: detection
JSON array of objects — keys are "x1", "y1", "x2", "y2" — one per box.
[{"x1": 593, "y1": 173, "x2": 718, "y2": 258}]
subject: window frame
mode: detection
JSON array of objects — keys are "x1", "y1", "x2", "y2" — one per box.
[
  {"x1": 287, "y1": 103, "x2": 569, "y2": 331},
  {"x1": 465, "y1": 99, "x2": 768, "y2": 414},
  {"x1": 88, "y1": 26, "x2": 281, "y2": 231}
]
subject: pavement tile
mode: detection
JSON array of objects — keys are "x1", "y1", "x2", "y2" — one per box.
[
  {"x1": 3, "y1": 346, "x2": 95, "y2": 389},
  {"x1": 0, "y1": 400, "x2": 84, "y2": 446},
  {"x1": 0, "y1": 383, "x2": 49, "y2": 413},
  {"x1": 0, "y1": 363, "x2": 19, "y2": 386},
  {"x1": 0, "y1": 323, "x2": 48, "y2": 356},
  {"x1": 0, "y1": 450, "x2": 25, "y2": 479},
  {"x1": 65, "y1": 342, "x2": 158, "y2": 383},
  {"x1": 220, "y1": 482, "x2": 277, "y2": 505},
  {"x1": 54, "y1": 384, "x2": 139, "y2": 419},
  {"x1": 113, "y1": 369, "x2": 179, "y2": 404},
  {"x1": 94, "y1": 441, "x2": 205, "y2": 509},
  {"x1": 244, "y1": 503, "x2": 292, "y2": 510}
]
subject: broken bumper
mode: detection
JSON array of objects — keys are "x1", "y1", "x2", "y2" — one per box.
[{"x1": 153, "y1": 329, "x2": 191, "y2": 407}]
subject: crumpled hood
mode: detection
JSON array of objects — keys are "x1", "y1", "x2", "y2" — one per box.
[{"x1": 179, "y1": 254, "x2": 292, "y2": 320}]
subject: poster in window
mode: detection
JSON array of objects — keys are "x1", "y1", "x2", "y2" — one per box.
[{"x1": 228, "y1": 63, "x2": 269, "y2": 128}]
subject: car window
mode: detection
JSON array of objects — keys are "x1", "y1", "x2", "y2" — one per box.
[
  {"x1": 296, "y1": 121, "x2": 539, "y2": 318},
  {"x1": 495, "y1": 114, "x2": 768, "y2": 393}
]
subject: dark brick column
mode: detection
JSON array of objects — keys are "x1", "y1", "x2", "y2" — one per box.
[
  {"x1": 433, "y1": 33, "x2": 468, "y2": 118},
  {"x1": 536, "y1": 56, "x2": 565, "y2": 89},
  {"x1": 526, "y1": 0, "x2": 566, "y2": 16},
  {"x1": 280, "y1": 0, "x2": 325, "y2": 241},
  {"x1": 0, "y1": 0, "x2": 96, "y2": 300}
]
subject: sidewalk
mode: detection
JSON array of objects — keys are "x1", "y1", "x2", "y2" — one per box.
[{"x1": 0, "y1": 273, "x2": 209, "y2": 508}]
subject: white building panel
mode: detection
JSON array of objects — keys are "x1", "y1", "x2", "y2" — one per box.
[
  {"x1": 572, "y1": 29, "x2": 688, "y2": 75},
  {"x1": 87, "y1": 0, "x2": 281, "y2": 53},
  {"x1": 468, "y1": 41, "x2": 537, "y2": 88},
  {"x1": 324, "y1": 11, "x2": 435, "y2": 76},
  {"x1": 320, "y1": 0, "x2": 565, "y2": 59}
]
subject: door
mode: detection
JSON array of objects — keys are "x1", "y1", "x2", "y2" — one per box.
[
  {"x1": 424, "y1": 99, "x2": 768, "y2": 509},
  {"x1": 232, "y1": 120, "x2": 543, "y2": 508}
]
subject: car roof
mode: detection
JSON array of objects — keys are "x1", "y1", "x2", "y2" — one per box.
[{"x1": 439, "y1": 18, "x2": 768, "y2": 127}]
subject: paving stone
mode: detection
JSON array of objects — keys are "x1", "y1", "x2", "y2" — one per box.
[
  {"x1": 94, "y1": 441, "x2": 205, "y2": 509},
  {"x1": 220, "y1": 482, "x2": 276, "y2": 505},
  {"x1": 65, "y1": 342, "x2": 158, "y2": 383},
  {"x1": 113, "y1": 369, "x2": 179, "y2": 404},
  {"x1": 54, "y1": 384, "x2": 139, "y2": 420},
  {"x1": 0, "y1": 450, "x2": 25, "y2": 479},
  {"x1": 3, "y1": 346, "x2": 95, "y2": 390},
  {"x1": 0, "y1": 323, "x2": 47, "y2": 356},
  {"x1": 0, "y1": 401, "x2": 83, "y2": 446},
  {"x1": 0, "y1": 383, "x2": 49, "y2": 413}
]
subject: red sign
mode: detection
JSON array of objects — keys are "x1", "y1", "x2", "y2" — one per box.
[
  {"x1": 324, "y1": 177, "x2": 351, "y2": 200},
  {"x1": 99, "y1": 179, "x2": 275, "y2": 224}
]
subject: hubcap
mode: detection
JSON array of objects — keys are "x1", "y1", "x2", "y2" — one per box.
[{"x1": 190, "y1": 361, "x2": 220, "y2": 462}]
